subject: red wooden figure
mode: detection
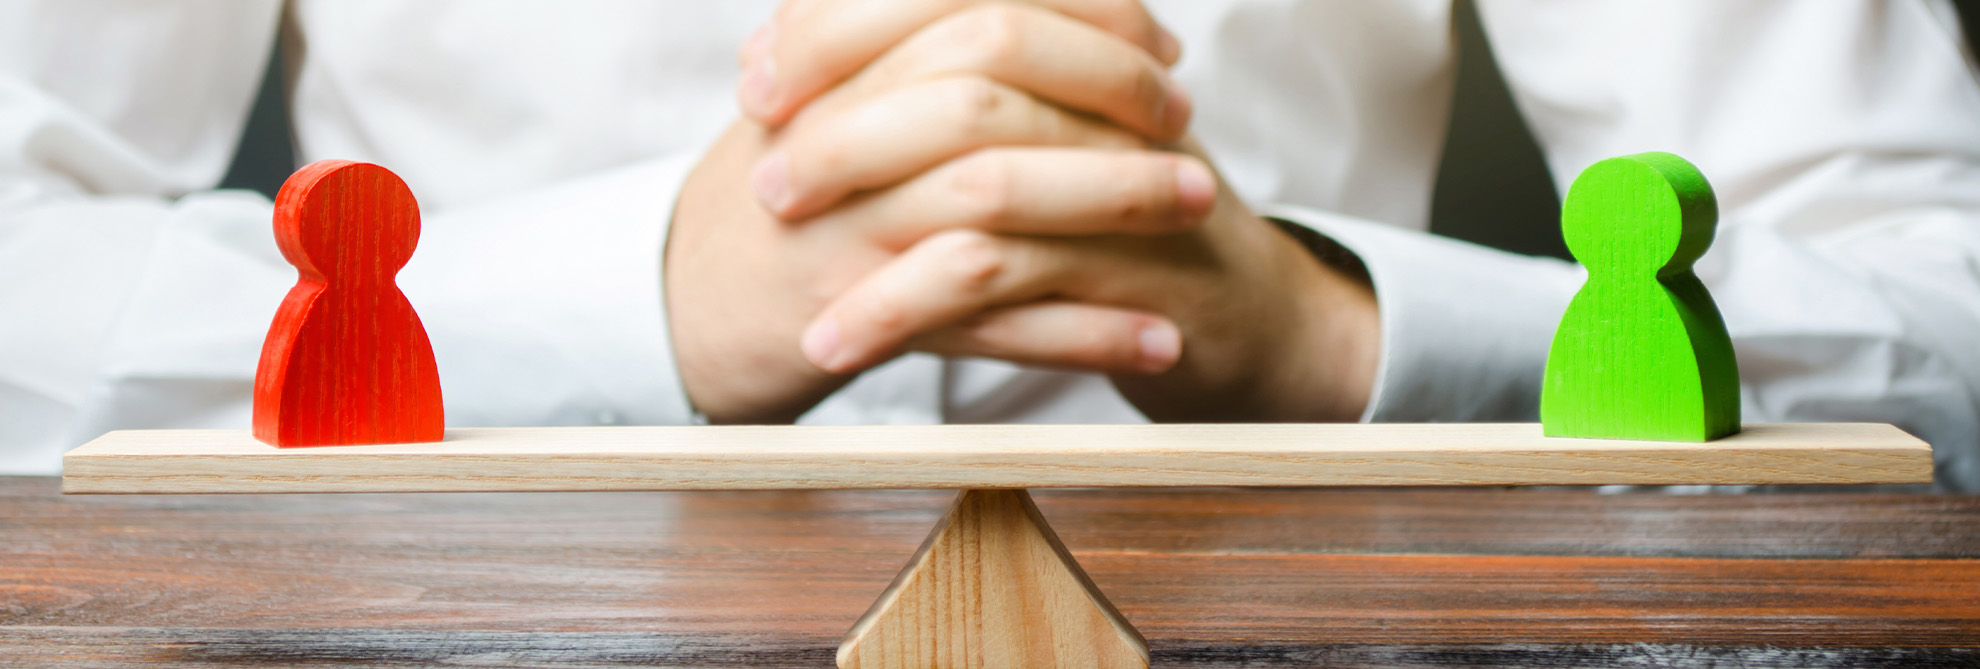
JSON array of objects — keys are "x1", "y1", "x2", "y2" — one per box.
[{"x1": 253, "y1": 160, "x2": 444, "y2": 447}]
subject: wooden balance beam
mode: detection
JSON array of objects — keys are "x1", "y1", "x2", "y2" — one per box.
[{"x1": 62, "y1": 423, "x2": 1933, "y2": 668}]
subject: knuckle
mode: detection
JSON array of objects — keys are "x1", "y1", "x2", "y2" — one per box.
[
  {"x1": 1098, "y1": 165, "x2": 1161, "y2": 224},
  {"x1": 1110, "y1": 196, "x2": 1155, "y2": 227},
  {"x1": 950, "y1": 4, "x2": 1030, "y2": 66},
  {"x1": 947, "y1": 155, "x2": 1017, "y2": 226},
  {"x1": 800, "y1": 137, "x2": 848, "y2": 178},
  {"x1": 1117, "y1": 67, "x2": 1169, "y2": 125},
  {"x1": 942, "y1": 76, "x2": 1009, "y2": 140},
  {"x1": 1064, "y1": 326, "x2": 1112, "y2": 363},
  {"x1": 1070, "y1": 318, "x2": 1135, "y2": 365},
  {"x1": 932, "y1": 229, "x2": 1007, "y2": 290}
]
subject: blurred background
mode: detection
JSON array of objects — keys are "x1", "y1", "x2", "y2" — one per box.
[{"x1": 218, "y1": 0, "x2": 1980, "y2": 262}]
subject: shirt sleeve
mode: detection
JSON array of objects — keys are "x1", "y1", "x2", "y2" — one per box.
[
  {"x1": 1322, "y1": 0, "x2": 1980, "y2": 489},
  {"x1": 0, "y1": 0, "x2": 284, "y2": 474},
  {"x1": 1261, "y1": 206, "x2": 1583, "y2": 425},
  {"x1": 0, "y1": 2, "x2": 702, "y2": 474},
  {"x1": 392, "y1": 154, "x2": 701, "y2": 431}
]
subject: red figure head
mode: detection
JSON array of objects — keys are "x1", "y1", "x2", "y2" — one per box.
[{"x1": 273, "y1": 160, "x2": 421, "y2": 285}]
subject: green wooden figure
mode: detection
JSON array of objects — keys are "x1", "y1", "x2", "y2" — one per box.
[{"x1": 1541, "y1": 152, "x2": 1740, "y2": 441}]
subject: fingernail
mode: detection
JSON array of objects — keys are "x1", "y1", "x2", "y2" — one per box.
[
  {"x1": 801, "y1": 318, "x2": 843, "y2": 372},
  {"x1": 1137, "y1": 321, "x2": 1182, "y2": 374},
  {"x1": 1174, "y1": 160, "x2": 1216, "y2": 219},
  {"x1": 739, "y1": 57, "x2": 779, "y2": 118},
  {"x1": 751, "y1": 152, "x2": 793, "y2": 214},
  {"x1": 1160, "y1": 84, "x2": 1193, "y2": 136},
  {"x1": 741, "y1": 22, "x2": 777, "y2": 63}
]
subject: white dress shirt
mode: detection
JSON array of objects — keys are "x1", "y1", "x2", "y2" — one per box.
[{"x1": 4, "y1": 1, "x2": 1978, "y2": 489}]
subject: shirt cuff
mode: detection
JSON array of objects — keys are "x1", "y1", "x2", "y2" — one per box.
[
  {"x1": 1262, "y1": 204, "x2": 1583, "y2": 423},
  {"x1": 401, "y1": 154, "x2": 700, "y2": 428}
]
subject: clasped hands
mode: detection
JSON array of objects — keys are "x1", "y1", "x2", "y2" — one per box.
[{"x1": 667, "y1": 0, "x2": 1378, "y2": 424}]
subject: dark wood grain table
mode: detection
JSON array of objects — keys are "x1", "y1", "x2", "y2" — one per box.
[{"x1": 5, "y1": 476, "x2": 1978, "y2": 667}]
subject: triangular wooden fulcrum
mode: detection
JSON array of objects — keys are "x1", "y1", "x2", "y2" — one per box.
[{"x1": 838, "y1": 488, "x2": 1149, "y2": 669}]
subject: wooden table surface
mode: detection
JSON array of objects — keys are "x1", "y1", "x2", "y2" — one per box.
[{"x1": 5, "y1": 476, "x2": 1979, "y2": 667}]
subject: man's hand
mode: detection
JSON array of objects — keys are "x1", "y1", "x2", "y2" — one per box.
[
  {"x1": 668, "y1": 0, "x2": 1380, "y2": 423},
  {"x1": 801, "y1": 138, "x2": 1381, "y2": 422},
  {"x1": 668, "y1": 1, "x2": 1194, "y2": 423},
  {"x1": 736, "y1": 0, "x2": 1181, "y2": 127}
]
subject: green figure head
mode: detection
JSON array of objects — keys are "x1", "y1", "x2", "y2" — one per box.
[{"x1": 1561, "y1": 152, "x2": 1719, "y2": 280}]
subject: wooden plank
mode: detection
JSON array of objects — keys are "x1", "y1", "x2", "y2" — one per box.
[
  {"x1": 62, "y1": 423, "x2": 1931, "y2": 494},
  {"x1": 5, "y1": 628, "x2": 1975, "y2": 669},
  {"x1": 7, "y1": 479, "x2": 1980, "y2": 665},
  {"x1": 17, "y1": 481, "x2": 1979, "y2": 559}
]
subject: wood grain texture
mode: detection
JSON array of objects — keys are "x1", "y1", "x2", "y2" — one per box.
[
  {"x1": 254, "y1": 159, "x2": 443, "y2": 447},
  {"x1": 6, "y1": 478, "x2": 1978, "y2": 667},
  {"x1": 1543, "y1": 152, "x2": 1740, "y2": 442},
  {"x1": 839, "y1": 489, "x2": 1147, "y2": 668},
  {"x1": 61, "y1": 422, "x2": 1931, "y2": 494}
]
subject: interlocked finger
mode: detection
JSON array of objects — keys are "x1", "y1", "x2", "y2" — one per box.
[
  {"x1": 808, "y1": 147, "x2": 1218, "y2": 247},
  {"x1": 754, "y1": 77, "x2": 1145, "y2": 219},
  {"x1": 740, "y1": 0, "x2": 1180, "y2": 124},
  {"x1": 829, "y1": 4, "x2": 1190, "y2": 141},
  {"x1": 912, "y1": 300, "x2": 1182, "y2": 375},
  {"x1": 801, "y1": 229, "x2": 1072, "y2": 373}
]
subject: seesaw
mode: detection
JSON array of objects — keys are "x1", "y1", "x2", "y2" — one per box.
[
  {"x1": 64, "y1": 422, "x2": 1932, "y2": 669},
  {"x1": 77, "y1": 152, "x2": 1930, "y2": 667}
]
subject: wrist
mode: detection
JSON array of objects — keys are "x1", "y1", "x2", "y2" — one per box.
[
  {"x1": 1268, "y1": 217, "x2": 1380, "y2": 422},
  {"x1": 666, "y1": 121, "x2": 841, "y2": 424}
]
